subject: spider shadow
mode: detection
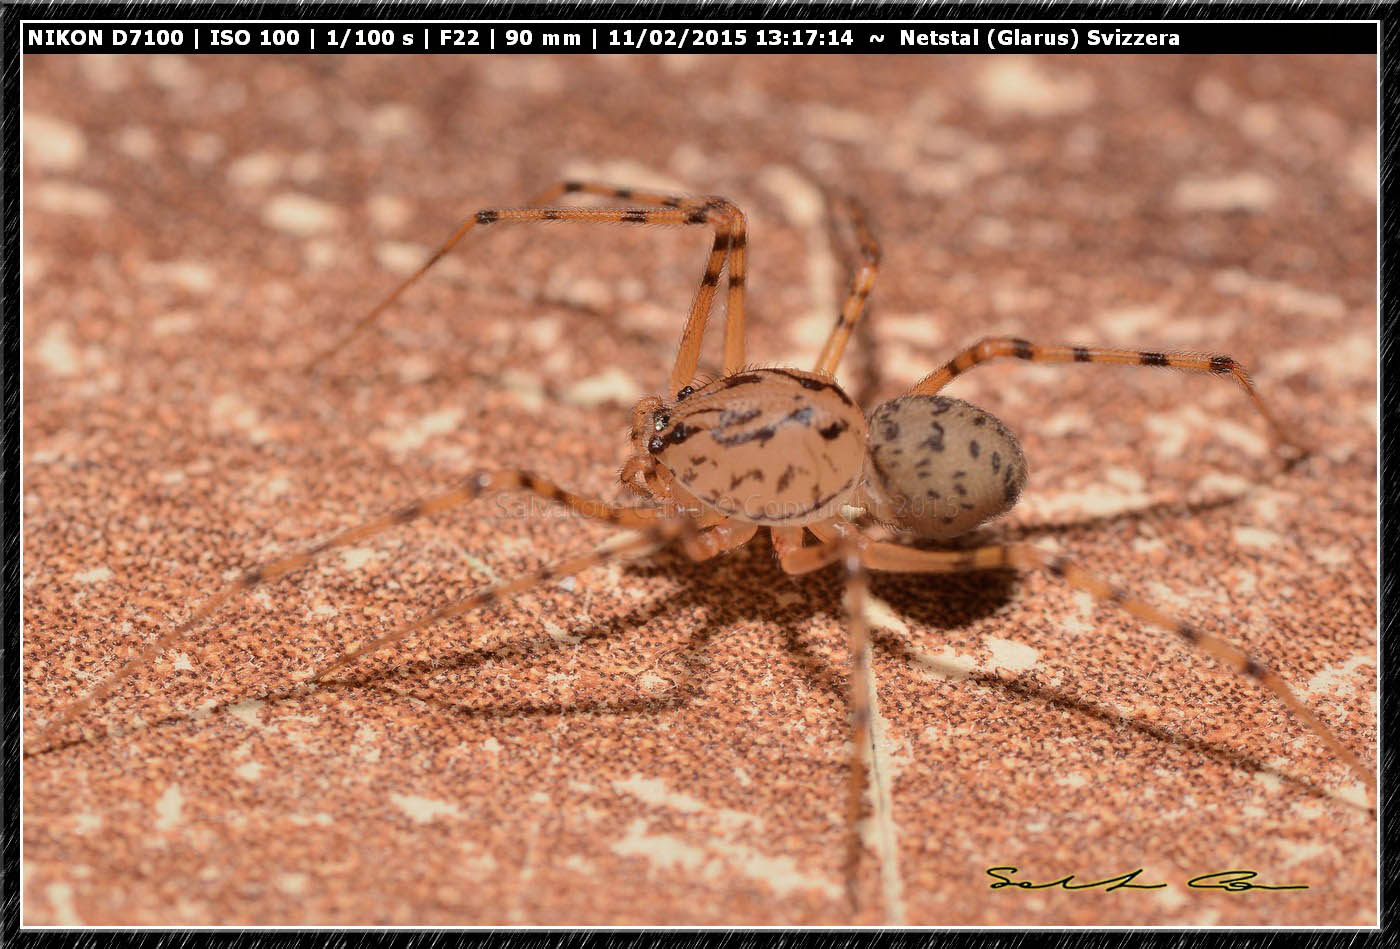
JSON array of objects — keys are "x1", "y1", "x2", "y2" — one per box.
[
  {"x1": 24, "y1": 583, "x2": 723, "y2": 763},
  {"x1": 30, "y1": 485, "x2": 1363, "y2": 816},
  {"x1": 318, "y1": 578, "x2": 725, "y2": 722}
]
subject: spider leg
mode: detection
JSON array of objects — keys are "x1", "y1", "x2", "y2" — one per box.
[
  {"x1": 907, "y1": 336, "x2": 1307, "y2": 456},
  {"x1": 37, "y1": 470, "x2": 674, "y2": 745},
  {"x1": 807, "y1": 521, "x2": 1375, "y2": 798},
  {"x1": 302, "y1": 183, "x2": 748, "y2": 392},
  {"x1": 309, "y1": 515, "x2": 702, "y2": 685},
  {"x1": 525, "y1": 181, "x2": 750, "y2": 384},
  {"x1": 771, "y1": 526, "x2": 876, "y2": 915},
  {"x1": 813, "y1": 195, "x2": 882, "y2": 379},
  {"x1": 681, "y1": 518, "x2": 759, "y2": 561},
  {"x1": 771, "y1": 525, "x2": 844, "y2": 573}
]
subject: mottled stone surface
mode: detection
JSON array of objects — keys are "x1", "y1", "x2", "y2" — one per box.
[{"x1": 23, "y1": 53, "x2": 1375, "y2": 926}]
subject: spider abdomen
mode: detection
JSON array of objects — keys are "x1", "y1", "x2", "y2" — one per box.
[
  {"x1": 649, "y1": 368, "x2": 868, "y2": 525},
  {"x1": 861, "y1": 395, "x2": 1028, "y2": 540}
]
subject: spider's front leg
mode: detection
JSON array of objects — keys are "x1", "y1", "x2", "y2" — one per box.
[{"x1": 303, "y1": 182, "x2": 751, "y2": 394}]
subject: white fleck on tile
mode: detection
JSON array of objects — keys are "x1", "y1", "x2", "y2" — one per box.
[
  {"x1": 153, "y1": 784, "x2": 184, "y2": 831},
  {"x1": 908, "y1": 645, "x2": 979, "y2": 682},
  {"x1": 374, "y1": 241, "x2": 429, "y2": 275},
  {"x1": 799, "y1": 103, "x2": 878, "y2": 143},
  {"x1": 878, "y1": 312, "x2": 946, "y2": 349},
  {"x1": 1232, "y1": 526, "x2": 1282, "y2": 549},
  {"x1": 482, "y1": 736, "x2": 502, "y2": 754},
  {"x1": 366, "y1": 104, "x2": 424, "y2": 142},
  {"x1": 262, "y1": 192, "x2": 344, "y2": 237},
  {"x1": 73, "y1": 812, "x2": 103, "y2": 834},
  {"x1": 73, "y1": 566, "x2": 112, "y2": 584},
  {"x1": 614, "y1": 775, "x2": 708, "y2": 814},
  {"x1": 984, "y1": 637, "x2": 1039, "y2": 674},
  {"x1": 227, "y1": 698, "x2": 266, "y2": 728},
  {"x1": 1192, "y1": 471, "x2": 1253, "y2": 498},
  {"x1": 146, "y1": 55, "x2": 200, "y2": 91},
  {"x1": 1310, "y1": 545, "x2": 1354, "y2": 567},
  {"x1": 1095, "y1": 304, "x2": 1166, "y2": 343},
  {"x1": 151, "y1": 312, "x2": 196, "y2": 337},
  {"x1": 1210, "y1": 268, "x2": 1347, "y2": 321},
  {"x1": 26, "y1": 113, "x2": 86, "y2": 170},
  {"x1": 34, "y1": 325, "x2": 82, "y2": 376},
  {"x1": 1153, "y1": 883, "x2": 1190, "y2": 913},
  {"x1": 390, "y1": 794, "x2": 465, "y2": 823},
  {"x1": 33, "y1": 182, "x2": 112, "y2": 217},
  {"x1": 78, "y1": 54, "x2": 131, "y2": 92},
  {"x1": 352, "y1": 725, "x2": 382, "y2": 764},
  {"x1": 373, "y1": 408, "x2": 464, "y2": 452},
  {"x1": 1193, "y1": 76, "x2": 1234, "y2": 115},
  {"x1": 209, "y1": 393, "x2": 260, "y2": 433},
  {"x1": 1211, "y1": 418, "x2": 1268, "y2": 456},
  {"x1": 368, "y1": 194, "x2": 414, "y2": 231},
  {"x1": 276, "y1": 872, "x2": 310, "y2": 896},
  {"x1": 228, "y1": 151, "x2": 284, "y2": 188},
  {"x1": 976, "y1": 58, "x2": 1094, "y2": 116},
  {"x1": 1306, "y1": 656, "x2": 1372, "y2": 698},
  {"x1": 613, "y1": 820, "x2": 708, "y2": 872},
  {"x1": 636, "y1": 672, "x2": 670, "y2": 693},
  {"x1": 338, "y1": 548, "x2": 378, "y2": 570},
  {"x1": 611, "y1": 819, "x2": 841, "y2": 900},
  {"x1": 1024, "y1": 482, "x2": 1153, "y2": 520},
  {"x1": 863, "y1": 594, "x2": 909, "y2": 637},
  {"x1": 1171, "y1": 173, "x2": 1276, "y2": 212},
  {"x1": 234, "y1": 761, "x2": 263, "y2": 781},
  {"x1": 45, "y1": 882, "x2": 82, "y2": 925},
  {"x1": 145, "y1": 260, "x2": 217, "y2": 294},
  {"x1": 757, "y1": 164, "x2": 825, "y2": 226},
  {"x1": 563, "y1": 367, "x2": 642, "y2": 407},
  {"x1": 1347, "y1": 135, "x2": 1377, "y2": 201}
]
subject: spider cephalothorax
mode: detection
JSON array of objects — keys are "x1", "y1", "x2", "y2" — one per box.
[{"x1": 635, "y1": 368, "x2": 867, "y2": 525}]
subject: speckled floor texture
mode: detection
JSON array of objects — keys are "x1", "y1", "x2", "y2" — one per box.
[{"x1": 23, "y1": 53, "x2": 1376, "y2": 926}]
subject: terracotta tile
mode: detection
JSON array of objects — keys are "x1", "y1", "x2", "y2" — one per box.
[{"x1": 23, "y1": 53, "x2": 1376, "y2": 926}]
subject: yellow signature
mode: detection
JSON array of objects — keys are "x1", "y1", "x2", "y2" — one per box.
[{"x1": 987, "y1": 866, "x2": 1308, "y2": 892}]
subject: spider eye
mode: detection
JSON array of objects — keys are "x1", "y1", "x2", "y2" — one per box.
[
  {"x1": 647, "y1": 435, "x2": 665, "y2": 454},
  {"x1": 675, "y1": 385, "x2": 695, "y2": 401},
  {"x1": 654, "y1": 413, "x2": 670, "y2": 432}
]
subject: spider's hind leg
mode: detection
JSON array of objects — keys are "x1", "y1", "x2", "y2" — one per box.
[
  {"x1": 813, "y1": 194, "x2": 882, "y2": 379},
  {"x1": 813, "y1": 522, "x2": 1376, "y2": 800},
  {"x1": 908, "y1": 336, "x2": 1309, "y2": 458}
]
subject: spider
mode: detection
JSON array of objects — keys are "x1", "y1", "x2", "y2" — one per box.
[{"x1": 35, "y1": 181, "x2": 1376, "y2": 916}]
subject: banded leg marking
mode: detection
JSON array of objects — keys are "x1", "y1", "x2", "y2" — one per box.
[
  {"x1": 814, "y1": 195, "x2": 883, "y2": 378},
  {"x1": 303, "y1": 182, "x2": 745, "y2": 390},
  {"x1": 524, "y1": 181, "x2": 749, "y2": 392},
  {"x1": 908, "y1": 336, "x2": 1306, "y2": 454}
]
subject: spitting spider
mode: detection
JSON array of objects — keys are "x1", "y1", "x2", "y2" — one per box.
[{"x1": 35, "y1": 181, "x2": 1376, "y2": 914}]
